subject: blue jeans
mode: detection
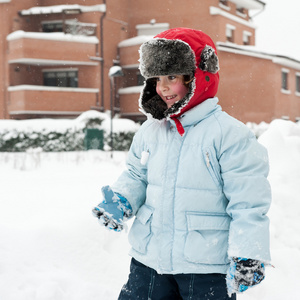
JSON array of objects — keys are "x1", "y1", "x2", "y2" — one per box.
[{"x1": 118, "y1": 258, "x2": 236, "y2": 300}]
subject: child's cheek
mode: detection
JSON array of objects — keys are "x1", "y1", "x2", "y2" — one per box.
[
  {"x1": 156, "y1": 85, "x2": 163, "y2": 98},
  {"x1": 174, "y1": 84, "x2": 189, "y2": 99}
]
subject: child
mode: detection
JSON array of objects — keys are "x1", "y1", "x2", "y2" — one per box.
[{"x1": 93, "y1": 27, "x2": 271, "y2": 299}]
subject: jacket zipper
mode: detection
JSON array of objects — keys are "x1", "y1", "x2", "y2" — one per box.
[
  {"x1": 205, "y1": 151, "x2": 210, "y2": 168},
  {"x1": 205, "y1": 150, "x2": 222, "y2": 187}
]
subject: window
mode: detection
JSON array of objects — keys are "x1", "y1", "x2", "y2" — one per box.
[
  {"x1": 281, "y1": 69, "x2": 289, "y2": 91},
  {"x1": 122, "y1": 68, "x2": 144, "y2": 87},
  {"x1": 226, "y1": 25, "x2": 235, "y2": 43},
  {"x1": 243, "y1": 31, "x2": 252, "y2": 45},
  {"x1": 237, "y1": 6, "x2": 246, "y2": 15},
  {"x1": 220, "y1": 0, "x2": 228, "y2": 6},
  {"x1": 43, "y1": 69, "x2": 78, "y2": 87},
  {"x1": 296, "y1": 73, "x2": 300, "y2": 93},
  {"x1": 41, "y1": 20, "x2": 96, "y2": 36},
  {"x1": 42, "y1": 21, "x2": 63, "y2": 33},
  {"x1": 281, "y1": 68, "x2": 291, "y2": 94}
]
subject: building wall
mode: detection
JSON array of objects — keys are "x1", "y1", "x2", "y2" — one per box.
[
  {"x1": 7, "y1": 38, "x2": 98, "y2": 62},
  {"x1": 8, "y1": 87, "x2": 98, "y2": 113},
  {"x1": 102, "y1": 0, "x2": 130, "y2": 112},
  {"x1": 273, "y1": 66, "x2": 300, "y2": 121},
  {"x1": 0, "y1": 3, "x2": 9, "y2": 118},
  {"x1": 217, "y1": 50, "x2": 300, "y2": 123},
  {"x1": 1, "y1": 0, "x2": 300, "y2": 123},
  {"x1": 217, "y1": 51, "x2": 276, "y2": 123},
  {"x1": 119, "y1": 44, "x2": 140, "y2": 66}
]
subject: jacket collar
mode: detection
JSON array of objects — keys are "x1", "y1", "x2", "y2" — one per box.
[{"x1": 169, "y1": 97, "x2": 221, "y2": 135}]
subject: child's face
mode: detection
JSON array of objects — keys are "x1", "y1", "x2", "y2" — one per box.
[{"x1": 155, "y1": 75, "x2": 189, "y2": 108}]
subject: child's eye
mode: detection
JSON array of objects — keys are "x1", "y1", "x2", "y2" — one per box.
[{"x1": 168, "y1": 75, "x2": 177, "y2": 80}]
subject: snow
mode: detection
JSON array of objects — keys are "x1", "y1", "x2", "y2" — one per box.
[
  {"x1": 118, "y1": 86, "x2": 144, "y2": 94},
  {"x1": 108, "y1": 66, "x2": 123, "y2": 77},
  {"x1": 7, "y1": 85, "x2": 99, "y2": 92},
  {"x1": 118, "y1": 35, "x2": 154, "y2": 48},
  {"x1": 102, "y1": 118, "x2": 140, "y2": 134},
  {"x1": 7, "y1": 30, "x2": 99, "y2": 44},
  {"x1": 19, "y1": 4, "x2": 106, "y2": 16},
  {"x1": 0, "y1": 110, "x2": 139, "y2": 135},
  {"x1": 0, "y1": 119, "x2": 300, "y2": 300}
]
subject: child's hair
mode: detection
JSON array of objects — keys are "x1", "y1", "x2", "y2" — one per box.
[
  {"x1": 183, "y1": 75, "x2": 193, "y2": 88},
  {"x1": 149, "y1": 75, "x2": 193, "y2": 88}
]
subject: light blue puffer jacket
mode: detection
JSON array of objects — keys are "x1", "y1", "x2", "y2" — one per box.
[{"x1": 112, "y1": 97, "x2": 271, "y2": 275}]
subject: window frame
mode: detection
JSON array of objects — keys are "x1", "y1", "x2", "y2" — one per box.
[
  {"x1": 243, "y1": 31, "x2": 252, "y2": 45},
  {"x1": 219, "y1": 0, "x2": 230, "y2": 11},
  {"x1": 236, "y1": 6, "x2": 247, "y2": 18},
  {"x1": 296, "y1": 72, "x2": 300, "y2": 96},
  {"x1": 281, "y1": 68, "x2": 291, "y2": 94},
  {"x1": 41, "y1": 20, "x2": 64, "y2": 33},
  {"x1": 226, "y1": 24, "x2": 236, "y2": 43},
  {"x1": 43, "y1": 68, "x2": 78, "y2": 88},
  {"x1": 220, "y1": 0, "x2": 229, "y2": 6}
]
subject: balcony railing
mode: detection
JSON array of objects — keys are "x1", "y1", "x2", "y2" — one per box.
[{"x1": 65, "y1": 20, "x2": 97, "y2": 36}]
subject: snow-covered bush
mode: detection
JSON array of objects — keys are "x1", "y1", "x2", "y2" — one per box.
[
  {"x1": 0, "y1": 111, "x2": 139, "y2": 152},
  {"x1": 109, "y1": 131, "x2": 136, "y2": 151},
  {"x1": 101, "y1": 117, "x2": 140, "y2": 151},
  {"x1": 0, "y1": 128, "x2": 85, "y2": 152},
  {"x1": 246, "y1": 121, "x2": 270, "y2": 138}
]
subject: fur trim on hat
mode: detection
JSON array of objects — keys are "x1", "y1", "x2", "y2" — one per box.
[
  {"x1": 139, "y1": 77, "x2": 194, "y2": 120},
  {"x1": 139, "y1": 38, "x2": 196, "y2": 79},
  {"x1": 199, "y1": 45, "x2": 219, "y2": 74}
]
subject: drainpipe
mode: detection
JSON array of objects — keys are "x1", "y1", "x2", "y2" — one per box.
[{"x1": 100, "y1": 0, "x2": 106, "y2": 110}]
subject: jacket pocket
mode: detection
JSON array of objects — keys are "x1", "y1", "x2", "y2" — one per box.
[
  {"x1": 128, "y1": 204, "x2": 154, "y2": 254},
  {"x1": 203, "y1": 147, "x2": 223, "y2": 188},
  {"x1": 184, "y1": 212, "x2": 230, "y2": 265}
]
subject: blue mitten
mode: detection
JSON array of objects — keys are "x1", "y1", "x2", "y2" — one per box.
[
  {"x1": 92, "y1": 185, "x2": 132, "y2": 232},
  {"x1": 226, "y1": 257, "x2": 265, "y2": 296}
]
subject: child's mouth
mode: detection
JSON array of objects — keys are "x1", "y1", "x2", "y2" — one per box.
[{"x1": 165, "y1": 95, "x2": 177, "y2": 100}]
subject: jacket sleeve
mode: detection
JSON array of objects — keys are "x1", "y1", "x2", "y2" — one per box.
[
  {"x1": 219, "y1": 123, "x2": 271, "y2": 262},
  {"x1": 111, "y1": 125, "x2": 148, "y2": 216}
]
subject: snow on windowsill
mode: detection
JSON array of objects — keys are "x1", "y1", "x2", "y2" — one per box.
[
  {"x1": 118, "y1": 86, "x2": 144, "y2": 94},
  {"x1": 19, "y1": 4, "x2": 106, "y2": 15},
  {"x1": 118, "y1": 35, "x2": 154, "y2": 48},
  {"x1": 236, "y1": 11, "x2": 247, "y2": 18},
  {"x1": 281, "y1": 88, "x2": 291, "y2": 95},
  {"x1": 7, "y1": 30, "x2": 99, "y2": 44},
  {"x1": 219, "y1": 3, "x2": 231, "y2": 11},
  {"x1": 8, "y1": 85, "x2": 99, "y2": 93}
]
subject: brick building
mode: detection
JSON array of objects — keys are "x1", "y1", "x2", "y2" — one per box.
[{"x1": 0, "y1": 0, "x2": 299, "y2": 123}]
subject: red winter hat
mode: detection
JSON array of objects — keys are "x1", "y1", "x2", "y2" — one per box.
[{"x1": 139, "y1": 27, "x2": 219, "y2": 122}]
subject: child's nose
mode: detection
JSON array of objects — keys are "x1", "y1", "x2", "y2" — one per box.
[{"x1": 159, "y1": 78, "x2": 169, "y2": 91}]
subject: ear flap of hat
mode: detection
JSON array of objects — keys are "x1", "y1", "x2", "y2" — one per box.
[
  {"x1": 199, "y1": 45, "x2": 219, "y2": 74},
  {"x1": 139, "y1": 78, "x2": 168, "y2": 120}
]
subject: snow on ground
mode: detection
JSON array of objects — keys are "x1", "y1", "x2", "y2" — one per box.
[{"x1": 0, "y1": 119, "x2": 300, "y2": 300}]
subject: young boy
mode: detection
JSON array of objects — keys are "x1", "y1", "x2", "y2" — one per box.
[{"x1": 93, "y1": 28, "x2": 271, "y2": 299}]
